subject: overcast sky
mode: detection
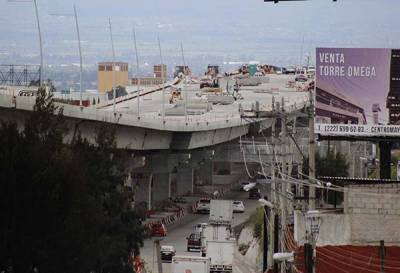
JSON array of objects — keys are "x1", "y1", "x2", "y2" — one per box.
[{"x1": 1, "y1": 0, "x2": 400, "y2": 66}]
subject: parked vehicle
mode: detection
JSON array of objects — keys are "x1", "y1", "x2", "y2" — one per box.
[
  {"x1": 172, "y1": 256, "x2": 211, "y2": 273},
  {"x1": 248, "y1": 188, "x2": 261, "y2": 199},
  {"x1": 207, "y1": 240, "x2": 235, "y2": 273},
  {"x1": 240, "y1": 181, "x2": 250, "y2": 191},
  {"x1": 161, "y1": 245, "x2": 176, "y2": 262},
  {"x1": 285, "y1": 66, "x2": 296, "y2": 74},
  {"x1": 186, "y1": 232, "x2": 201, "y2": 252},
  {"x1": 150, "y1": 222, "x2": 167, "y2": 237},
  {"x1": 295, "y1": 74, "x2": 308, "y2": 82},
  {"x1": 196, "y1": 198, "x2": 211, "y2": 214},
  {"x1": 171, "y1": 196, "x2": 187, "y2": 204},
  {"x1": 232, "y1": 200, "x2": 245, "y2": 213}
]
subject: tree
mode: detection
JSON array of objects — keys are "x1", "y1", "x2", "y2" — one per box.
[
  {"x1": 0, "y1": 87, "x2": 143, "y2": 272},
  {"x1": 303, "y1": 151, "x2": 349, "y2": 178}
]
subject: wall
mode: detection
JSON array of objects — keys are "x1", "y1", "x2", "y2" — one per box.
[
  {"x1": 294, "y1": 211, "x2": 351, "y2": 246},
  {"x1": 98, "y1": 70, "x2": 129, "y2": 93},
  {"x1": 294, "y1": 183, "x2": 400, "y2": 246},
  {"x1": 344, "y1": 183, "x2": 400, "y2": 245}
]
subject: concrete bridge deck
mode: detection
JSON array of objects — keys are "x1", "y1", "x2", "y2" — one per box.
[{"x1": 0, "y1": 74, "x2": 309, "y2": 150}]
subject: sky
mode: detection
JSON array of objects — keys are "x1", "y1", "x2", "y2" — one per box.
[{"x1": 1, "y1": 0, "x2": 400, "y2": 68}]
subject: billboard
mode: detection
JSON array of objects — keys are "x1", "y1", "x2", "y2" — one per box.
[{"x1": 315, "y1": 48, "x2": 400, "y2": 129}]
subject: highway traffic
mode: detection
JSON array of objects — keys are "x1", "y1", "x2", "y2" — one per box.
[{"x1": 140, "y1": 189, "x2": 262, "y2": 273}]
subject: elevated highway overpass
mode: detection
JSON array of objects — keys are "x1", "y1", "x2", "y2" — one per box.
[{"x1": 0, "y1": 74, "x2": 309, "y2": 150}]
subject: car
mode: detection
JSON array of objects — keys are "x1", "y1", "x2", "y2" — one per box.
[
  {"x1": 171, "y1": 196, "x2": 187, "y2": 204},
  {"x1": 249, "y1": 188, "x2": 261, "y2": 199},
  {"x1": 240, "y1": 181, "x2": 251, "y2": 191},
  {"x1": 196, "y1": 198, "x2": 211, "y2": 213},
  {"x1": 295, "y1": 74, "x2": 308, "y2": 82},
  {"x1": 285, "y1": 66, "x2": 296, "y2": 74},
  {"x1": 150, "y1": 222, "x2": 167, "y2": 237},
  {"x1": 233, "y1": 201, "x2": 245, "y2": 213},
  {"x1": 160, "y1": 245, "x2": 176, "y2": 262},
  {"x1": 186, "y1": 232, "x2": 201, "y2": 252}
]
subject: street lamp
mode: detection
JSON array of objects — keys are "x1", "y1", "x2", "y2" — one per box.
[
  {"x1": 258, "y1": 198, "x2": 274, "y2": 209},
  {"x1": 132, "y1": 26, "x2": 140, "y2": 119},
  {"x1": 49, "y1": 5, "x2": 83, "y2": 106},
  {"x1": 108, "y1": 18, "x2": 117, "y2": 115},
  {"x1": 8, "y1": 0, "x2": 43, "y2": 87}
]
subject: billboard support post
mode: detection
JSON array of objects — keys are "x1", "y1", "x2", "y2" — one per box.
[{"x1": 379, "y1": 141, "x2": 392, "y2": 179}]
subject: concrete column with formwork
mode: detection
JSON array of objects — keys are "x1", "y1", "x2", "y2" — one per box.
[
  {"x1": 151, "y1": 172, "x2": 171, "y2": 206},
  {"x1": 132, "y1": 173, "x2": 153, "y2": 209},
  {"x1": 176, "y1": 167, "x2": 194, "y2": 196},
  {"x1": 194, "y1": 159, "x2": 213, "y2": 186}
]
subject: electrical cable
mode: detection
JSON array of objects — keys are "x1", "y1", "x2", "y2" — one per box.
[
  {"x1": 317, "y1": 249, "x2": 381, "y2": 273},
  {"x1": 318, "y1": 246, "x2": 400, "y2": 270}
]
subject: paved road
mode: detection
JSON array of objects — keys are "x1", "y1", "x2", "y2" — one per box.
[
  {"x1": 140, "y1": 190, "x2": 261, "y2": 273},
  {"x1": 111, "y1": 74, "x2": 307, "y2": 118}
]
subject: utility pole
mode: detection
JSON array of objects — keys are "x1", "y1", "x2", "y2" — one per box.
[
  {"x1": 108, "y1": 18, "x2": 116, "y2": 115},
  {"x1": 309, "y1": 89, "x2": 316, "y2": 210},
  {"x1": 269, "y1": 109, "x2": 277, "y2": 271},
  {"x1": 280, "y1": 98, "x2": 288, "y2": 268},
  {"x1": 155, "y1": 239, "x2": 163, "y2": 273},
  {"x1": 274, "y1": 213, "x2": 279, "y2": 273},
  {"x1": 132, "y1": 26, "x2": 140, "y2": 119},
  {"x1": 379, "y1": 240, "x2": 385, "y2": 273},
  {"x1": 157, "y1": 35, "x2": 165, "y2": 123},
  {"x1": 263, "y1": 205, "x2": 269, "y2": 273},
  {"x1": 304, "y1": 243, "x2": 313, "y2": 273}
]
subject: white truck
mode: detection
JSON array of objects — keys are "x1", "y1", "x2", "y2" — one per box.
[
  {"x1": 209, "y1": 200, "x2": 233, "y2": 225},
  {"x1": 172, "y1": 256, "x2": 211, "y2": 273},
  {"x1": 200, "y1": 225, "x2": 231, "y2": 256},
  {"x1": 206, "y1": 240, "x2": 235, "y2": 273}
]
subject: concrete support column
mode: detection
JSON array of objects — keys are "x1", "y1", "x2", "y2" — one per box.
[
  {"x1": 176, "y1": 167, "x2": 194, "y2": 195},
  {"x1": 151, "y1": 172, "x2": 171, "y2": 207},
  {"x1": 195, "y1": 160, "x2": 213, "y2": 186}
]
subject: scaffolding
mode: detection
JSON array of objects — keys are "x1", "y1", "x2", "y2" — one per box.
[{"x1": 0, "y1": 65, "x2": 41, "y2": 86}]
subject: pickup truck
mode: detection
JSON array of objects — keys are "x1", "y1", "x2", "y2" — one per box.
[{"x1": 186, "y1": 232, "x2": 201, "y2": 252}]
